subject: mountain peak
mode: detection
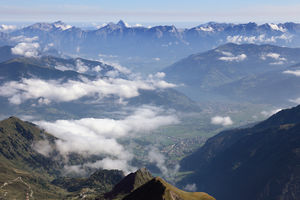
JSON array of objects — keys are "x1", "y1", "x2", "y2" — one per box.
[
  {"x1": 123, "y1": 176, "x2": 216, "y2": 200},
  {"x1": 52, "y1": 21, "x2": 72, "y2": 30},
  {"x1": 53, "y1": 20, "x2": 64, "y2": 25},
  {"x1": 105, "y1": 168, "x2": 153, "y2": 199},
  {"x1": 117, "y1": 20, "x2": 127, "y2": 27}
]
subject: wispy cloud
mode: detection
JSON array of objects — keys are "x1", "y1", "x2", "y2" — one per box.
[
  {"x1": 147, "y1": 146, "x2": 180, "y2": 182},
  {"x1": 290, "y1": 97, "x2": 300, "y2": 104},
  {"x1": 0, "y1": 24, "x2": 17, "y2": 32},
  {"x1": 283, "y1": 70, "x2": 300, "y2": 76},
  {"x1": 261, "y1": 52, "x2": 287, "y2": 65},
  {"x1": 227, "y1": 34, "x2": 293, "y2": 44},
  {"x1": 35, "y1": 106, "x2": 179, "y2": 173},
  {"x1": 219, "y1": 53, "x2": 247, "y2": 62},
  {"x1": 0, "y1": 73, "x2": 176, "y2": 105},
  {"x1": 261, "y1": 109, "x2": 282, "y2": 117},
  {"x1": 183, "y1": 183, "x2": 197, "y2": 192}
]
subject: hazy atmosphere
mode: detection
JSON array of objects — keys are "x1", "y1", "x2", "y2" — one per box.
[{"x1": 0, "y1": 1, "x2": 300, "y2": 200}]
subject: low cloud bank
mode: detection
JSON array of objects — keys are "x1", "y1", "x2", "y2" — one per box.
[
  {"x1": 0, "y1": 74, "x2": 176, "y2": 105},
  {"x1": 148, "y1": 146, "x2": 180, "y2": 182},
  {"x1": 35, "y1": 106, "x2": 179, "y2": 174}
]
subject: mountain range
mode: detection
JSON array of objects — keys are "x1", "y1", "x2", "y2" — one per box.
[
  {"x1": 2, "y1": 21, "x2": 300, "y2": 72},
  {"x1": 0, "y1": 48, "x2": 200, "y2": 119},
  {"x1": 164, "y1": 43, "x2": 300, "y2": 105}
]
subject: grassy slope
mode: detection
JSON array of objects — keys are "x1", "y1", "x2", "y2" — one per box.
[{"x1": 123, "y1": 177, "x2": 215, "y2": 200}]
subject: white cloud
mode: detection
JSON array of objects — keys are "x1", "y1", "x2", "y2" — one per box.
[
  {"x1": 98, "y1": 53, "x2": 118, "y2": 58},
  {"x1": 290, "y1": 97, "x2": 300, "y2": 104},
  {"x1": 268, "y1": 23, "x2": 286, "y2": 32},
  {"x1": 75, "y1": 59, "x2": 89, "y2": 73},
  {"x1": 154, "y1": 72, "x2": 165, "y2": 79},
  {"x1": 53, "y1": 22, "x2": 72, "y2": 30},
  {"x1": 219, "y1": 54, "x2": 247, "y2": 62},
  {"x1": 211, "y1": 116, "x2": 233, "y2": 126},
  {"x1": 11, "y1": 35, "x2": 39, "y2": 43},
  {"x1": 148, "y1": 146, "x2": 180, "y2": 182},
  {"x1": 283, "y1": 70, "x2": 300, "y2": 77},
  {"x1": 32, "y1": 140, "x2": 53, "y2": 157},
  {"x1": 54, "y1": 65, "x2": 73, "y2": 71},
  {"x1": 197, "y1": 26, "x2": 214, "y2": 32},
  {"x1": 270, "y1": 61, "x2": 285, "y2": 65},
  {"x1": 133, "y1": 24, "x2": 143, "y2": 27},
  {"x1": 183, "y1": 183, "x2": 197, "y2": 192},
  {"x1": 261, "y1": 53, "x2": 287, "y2": 65},
  {"x1": 92, "y1": 65, "x2": 102, "y2": 73},
  {"x1": 219, "y1": 51, "x2": 233, "y2": 57},
  {"x1": 226, "y1": 34, "x2": 293, "y2": 44},
  {"x1": 261, "y1": 53, "x2": 285, "y2": 61},
  {"x1": 261, "y1": 109, "x2": 282, "y2": 117},
  {"x1": 63, "y1": 165, "x2": 87, "y2": 176},
  {"x1": 97, "y1": 60, "x2": 130, "y2": 75},
  {"x1": 0, "y1": 74, "x2": 176, "y2": 105},
  {"x1": 84, "y1": 158, "x2": 137, "y2": 174},
  {"x1": 11, "y1": 42, "x2": 40, "y2": 58},
  {"x1": 35, "y1": 106, "x2": 179, "y2": 173},
  {"x1": 0, "y1": 24, "x2": 17, "y2": 32}
]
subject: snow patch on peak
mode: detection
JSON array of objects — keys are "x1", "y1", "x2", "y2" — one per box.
[
  {"x1": 53, "y1": 21, "x2": 72, "y2": 30},
  {"x1": 197, "y1": 26, "x2": 214, "y2": 32},
  {"x1": 268, "y1": 23, "x2": 286, "y2": 32}
]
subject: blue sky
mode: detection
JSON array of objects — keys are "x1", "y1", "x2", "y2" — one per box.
[{"x1": 1, "y1": 0, "x2": 300, "y2": 26}]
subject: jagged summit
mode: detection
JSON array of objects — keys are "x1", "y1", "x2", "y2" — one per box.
[
  {"x1": 123, "y1": 176, "x2": 215, "y2": 200},
  {"x1": 103, "y1": 168, "x2": 215, "y2": 200},
  {"x1": 104, "y1": 167, "x2": 153, "y2": 199}
]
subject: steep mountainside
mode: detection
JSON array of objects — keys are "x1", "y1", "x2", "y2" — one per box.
[
  {"x1": 163, "y1": 43, "x2": 300, "y2": 102},
  {"x1": 0, "y1": 117, "x2": 65, "y2": 199},
  {"x1": 215, "y1": 63, "x2": 300, "y2": 104},
  {"x1": 123, "y1": 177, "x2": 215, "y2": 200},
  {"x1": 104, "y1": 168, "x2": 153, "y2": 199},
  {"x1": 0, "y1": 117, "x2": 135, "y2": 199},
  {"x1": 179, "y1": 105, "x2": 300, "y2": 200},
  {"x1": 52, "y1": 169, "x2": 124, "y2": 199},
  {"x1": 101, "y1": 168, "x2": 215, "y2": 200},
  {"x1": 0, "y1": 46, "x2": 18, "y2": 62}
]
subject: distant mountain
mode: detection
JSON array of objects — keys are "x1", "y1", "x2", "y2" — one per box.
[
  {"x1": 0, "y1": 45, "x2": 18, "y2": 62},
  {"x1": 0, "y1": 55, "x2": 200, "y2": 119},
  {"x1": 215, "y1": 63, "x2": 300, "y2": 104},
  {"x1": 3, "y1": 21, "x2": 300, "y2": 72},
  {"x1": 179, "y1": 105, "x2": 300, "y2": 200},
  {"x1": 163, "y1": 43, "x2": 300, "y2": 103}
]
